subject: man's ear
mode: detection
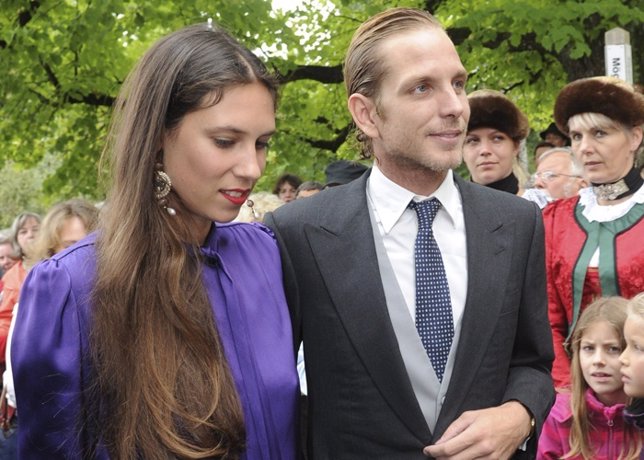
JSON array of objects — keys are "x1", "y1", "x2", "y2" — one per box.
[{"x1": 348, "y1": 93, "x2": 380, "y2": 139}]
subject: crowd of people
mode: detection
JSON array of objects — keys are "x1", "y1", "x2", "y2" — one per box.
[{"x1": 0, "y1": 6, "x2": 643, "y2": 459}]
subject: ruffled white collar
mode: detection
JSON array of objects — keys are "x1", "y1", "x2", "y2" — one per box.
[{"x1": 579, "y1": 183, "x2": 644, "y2": 222}]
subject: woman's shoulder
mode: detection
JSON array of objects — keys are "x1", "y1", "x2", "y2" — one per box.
[
  {"x1": 1, "y1": 261, "x2": 26, "y2": 288},
  {"x1": 215, "y1": 221, "x2": 277, "y2": 245},
  {"x1": 29, "y1": 233, "x2": 97, "y2": 288},
  {"x1": 206, "y1": 223, "x2": 284, "y2": 283},
  {"x1": 209, "y1": 222, "x2": 280, "y2": 264}
]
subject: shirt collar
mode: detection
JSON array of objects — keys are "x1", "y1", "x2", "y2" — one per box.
[{"x1": 367, "y1": 164, "x2": 460, "y2": 234}]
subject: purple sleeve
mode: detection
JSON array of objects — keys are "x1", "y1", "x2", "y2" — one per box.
[{"x1": 11, "y1": 259, "x2": 86, "y2": 459}]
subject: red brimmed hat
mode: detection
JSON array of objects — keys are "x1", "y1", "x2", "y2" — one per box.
[
  {"x1": 554, "y1": 76, "x2": 644, "y2": 134},
  {"x1": 467, "y1": 89, "x2": 529, "y2": 141}
]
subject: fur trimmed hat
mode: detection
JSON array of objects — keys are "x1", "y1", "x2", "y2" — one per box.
[
  {"x1": 467, "y1": 89, "x2": 529, "y2": 141},
  {"x1": 554, "y1": 76, "x2": 644, "y2": 134}
]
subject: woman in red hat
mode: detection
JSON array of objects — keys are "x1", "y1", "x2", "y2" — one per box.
[{"x1": 544, "y1": 77, "x2": 644, "y2": 389}]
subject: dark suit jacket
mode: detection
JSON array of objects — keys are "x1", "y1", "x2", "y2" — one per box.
[{"x1": 265, "y1": 170, "x2": 554, "y2": 459}]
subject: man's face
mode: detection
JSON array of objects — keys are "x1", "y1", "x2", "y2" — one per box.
[
  {"x1": 368, "y1": 28, "x2": 469, "y2": 180},
  {"x1": 534, "y1": 152, "x2": 583, "y2": 199}
]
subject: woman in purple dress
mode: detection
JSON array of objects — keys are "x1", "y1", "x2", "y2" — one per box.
[{"x1": 11, "y1": 23, "x2": 297, "y2": 459}]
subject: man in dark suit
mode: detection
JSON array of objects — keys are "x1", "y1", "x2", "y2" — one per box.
[{"x1": 265, "y1": 7, "x2": 554, "y2": 459}]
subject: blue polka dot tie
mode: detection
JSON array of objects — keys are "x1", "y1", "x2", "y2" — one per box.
[{"x1": 410, "y1": 198, "x2": 454, "y2": 382}]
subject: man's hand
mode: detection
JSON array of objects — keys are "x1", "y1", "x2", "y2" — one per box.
[{"x1": 423, "y1": 401, "x2": 531, "y2": 459}]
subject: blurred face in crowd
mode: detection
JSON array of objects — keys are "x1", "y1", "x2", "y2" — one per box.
[
  {"x1": 17, "y1": 216, "x2": 40, "y2": 253},
  {"x1": 568, "y1": 115, "x2": 642, "y2": 185},
  {"x1": 163, "y1": 82, "x2": 275, "y2": 241},
  {"x1": 278, "y1": 182, "x2": 297, "y2": 202},
  {"x1": 349, "y1": 27, "x2": 468, "y2": 194},
  {"x1": 55, "y1": 216, "x2": 89, "y2": 254},
  {"x1": 620, "y1": 313, "x2": 644, "y2": 398},
  {"x1": 0, "y1": 242, "x2": 16, "y2": 272},
  {"x1": 578, "y1": 320, "x2": 626, "y2": 406},
  {"x1": 463, "y1": 128, "x2": 518, "y2": 185},
  {"x1": 533, "y1": 151, "x2": 585, "y2": 199}
]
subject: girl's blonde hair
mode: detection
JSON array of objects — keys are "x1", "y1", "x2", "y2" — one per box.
[
  {"x1": 566, "y1": 296, "x2": 642, "y2": 460},
  {"x1": 626, "y1": 292, "x2": 644, "y2": 319}
]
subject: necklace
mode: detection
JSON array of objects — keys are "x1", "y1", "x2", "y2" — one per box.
[{"x1": 592, "y1": 167, "x2": 643, "y2": 201}]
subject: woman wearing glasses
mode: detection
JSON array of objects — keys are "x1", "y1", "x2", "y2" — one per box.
[
  {"x1": 463, "y1": 89, "x2": 549, "y2": 208},
  {"x1": 544, "y1": 77, "x2": 644, "y2": 389}
]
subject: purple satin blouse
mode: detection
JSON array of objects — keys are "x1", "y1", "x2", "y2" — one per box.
[{"x1": 11, "y1": 222, "x2": 298, "y2": 459}]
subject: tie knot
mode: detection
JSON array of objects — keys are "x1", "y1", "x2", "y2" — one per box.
[{"x1": 410, "y1": 198, "x2": 441, "y2": 228}]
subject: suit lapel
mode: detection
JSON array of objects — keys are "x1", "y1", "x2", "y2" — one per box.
[
  {"x1": 304, "y1": 173, "x2": 431, "y2": 441},
  {"x1": 436, "y1": 177, "x2": 514, "y2": 434}
]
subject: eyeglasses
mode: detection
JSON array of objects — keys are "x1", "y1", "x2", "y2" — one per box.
[{"x1": 532, "y1": 171, "x2": 581, "y2": 183}]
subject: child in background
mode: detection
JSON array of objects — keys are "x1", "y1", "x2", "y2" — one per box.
[
  {"x1": 621, "y1": 293, "x2": 644, "y2": 431},
  {"x1": 538, "y1": 297, "x2": 642, "y2": 459}
]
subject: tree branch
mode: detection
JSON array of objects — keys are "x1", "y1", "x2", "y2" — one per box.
[
  {"x1": 303, "y1": 124, "x2": 351, "y2": 152},
  {"x1": 68, "y1": 93, "x2": 115, "y2": 107},
  {"x1": 18, "y1": 1, "x2": 41, "y2": 27},
  {"x1": 1, "y1": 1, "x2": 41, "y2": 49},
  {"x1": 40, "y1": 58, "x2": 60, "y2": 90},
  {"x1": 279, "y1": 64, "x2": 343, "y2": 84}
]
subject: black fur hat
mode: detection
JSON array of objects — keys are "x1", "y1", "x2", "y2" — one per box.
[
  {"x1": 467, "y1": 89, "x2": 529, "y2": 141},
  {"x1": 554, "y1": 76, "x2": 644, "y2": 134}
]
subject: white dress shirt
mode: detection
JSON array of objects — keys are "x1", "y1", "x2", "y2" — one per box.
[{"x1": 366, "y1": 165, "x2": 467, "y2": 327}]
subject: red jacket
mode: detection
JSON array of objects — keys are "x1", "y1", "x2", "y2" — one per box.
[
  {"x1": 538, "y1": 390, "x2": 635, "y2": 460},
  {"x1": 0, "y1": 261, "x2": 27, "y2": 364},
  {"x1": 543, "y1": 197, "x2": 644, "y2": 388}
]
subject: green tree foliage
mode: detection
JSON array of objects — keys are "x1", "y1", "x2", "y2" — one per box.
[
  {"x1": 0, "y1": 158, "x2": 52, "y2": 227},
  {"x1": 1, "y1": 0, "x2": 642, "y2": 215}
]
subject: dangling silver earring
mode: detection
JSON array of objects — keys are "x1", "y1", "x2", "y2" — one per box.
[
  {"x1": 154, "y1": 164, "x2": 176, "y2": 216},
  {"x1": 246, "y1": 199, "x2": 259, "y2": 221}
]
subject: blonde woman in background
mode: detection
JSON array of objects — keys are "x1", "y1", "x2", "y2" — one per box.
[
  {"x1": 463, "y1": 89, "x2": 549, "y2": 208},
  {"x1": 27, "y1": 199, "x2": 98, "y2": 261},
  {"x1": 235, "y1": 191, "x2": 284, "y2": 223},
  {"x1": 1, "y1": 199, "x2": 98, "y2": 455}
]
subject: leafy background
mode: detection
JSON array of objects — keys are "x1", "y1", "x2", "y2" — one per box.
[{"x1": 0, "y1": 0, "x2": 642, "y2": 226}]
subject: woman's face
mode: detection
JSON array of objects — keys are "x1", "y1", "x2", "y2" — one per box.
[
  {"x1": 463, "y1": 127, "x2": 519, "y2": 185},
  {"x1": 163, "y1": 82, "x2": 275, "y2": 242},
  {"x1": 17, "y1": 217, "x2": 40, "y2": 253},
  {"x1": 54, "y1": 216, "x2": 88, "y2": 254},
  {"x1": 277, "y1": 182, "x2": 297, "y2": 203},
  {"x1": 569, "y1": 118, "x2": 642, "y2": 185},
  {"x1": 578, "y1": 320, "x2": 626, "y2": 406}
]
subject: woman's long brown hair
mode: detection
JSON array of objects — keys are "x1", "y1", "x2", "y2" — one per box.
[{"x1": 90, "y1": 24, "x2": 277, "y2": 459}]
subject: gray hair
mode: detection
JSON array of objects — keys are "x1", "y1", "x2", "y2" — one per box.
[{"x1": 538, "y1": 147, "x2": 583, "y2": 177}]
